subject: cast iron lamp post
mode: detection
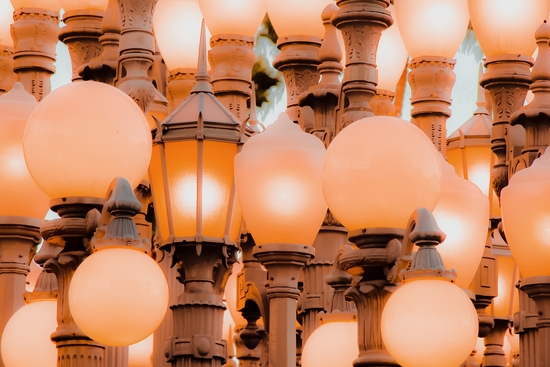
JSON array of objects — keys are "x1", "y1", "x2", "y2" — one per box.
[{"x1": 234, "y1": 112, "x2": 328, "y2": 367}]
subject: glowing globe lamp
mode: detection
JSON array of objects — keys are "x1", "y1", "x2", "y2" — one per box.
[
  {"x1": 382, "y1": 279, "x2": 478, "y2": 367},
  {"x1": 0, "y1": 83, "x2": 50, "y2": 220},
  {"x1": 59, "y1": 0, "x2": 109, "y2": 12},
  {"x1": 154, "y1": 0, "x2": 210, "y2": 71},
  {"x1": 432, "y1": 158, "x2": 489, "y2": 289},
  {"x1": 322, "y1": 116, "x2": 441, "y2": 231},
  {"x1": 0, "y1": 1, "x2": 13, "y2": 48},
  {"x1": 502, "y1": 149, "x2": 550, "y2": 278},
  {"x1": 302, "y1": 319, "x2": 358, "y2": 367},
  {"x1": 199, "y1": 0, "x2": 266, "y2": 37},
  {"x1": 235, "y1": 112, "x2": 327, "y2": 246},
  {"x1": 69, "y1": 248, "x2": 169, "y2": 346},
  {"x1": 128, "y1": 334, "x2": 154, "y2": 367},
  {"x1": 1, "y1": 299, "x2": 57, "y2": 367},
  {"x1": 376, "y1": 4, "x2": 408, "y2": 91},
  {"x1": 469, "y1": 0, "x2": 546, "y2": 57},
  {"x1": 10, "y1": 0, "x2": 61, "y2": 11},
  {"x1": 395, "y1": 0, "x2": 469, "y2": 58},
  {"x1": 266, "y1": 0, "x2": 333, "y2": 38},
  {"x1": 24, "y1": 81, "x2": 151, "y2": 200}
]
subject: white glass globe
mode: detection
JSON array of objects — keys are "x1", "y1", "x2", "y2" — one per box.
[
  {"x1": 322, "y1": 116, "x2": 441, "y2": 231},
  {"x1": 302, "y1": 320, "x2": 358, "y2": 367},
  {"x1": 1, "y1": 300, "x2": 57, "y2": 367},
  {"x1": 128, "y1": 333, "x2": 154, "y2": 367},
  {"x1": 382, "y1": 279, "x2": 478, "y2": 367},
  {"x1": 69, "y1": 248, "x2": 169, "y2": 346},
  {"x1": 59, "y1": 0, "x2": 109, "y2": 12},
  {"x1": 24, "y1": 81, "x2": 152, "y2": 200}
]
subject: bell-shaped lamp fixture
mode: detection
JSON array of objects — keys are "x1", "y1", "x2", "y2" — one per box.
[
  {"x1": 0, "y1": 0, "x2": 13, "y2": 48},
  {"x1": 468, "y1": 0, "x2": 546, "y2": 57},
  {"x1": 376, "y1": 4, "x2": 409, "y2": 91},
  {"x1": 395, "y1": 0, "x2": 469, "y2": 58},
  {"x1": 502, "y1": 149, "x2": 550, "y2": 277},
  {"x1": 235, "y1": 112, "x2": 328, "y2": 246},
  {"x1": 23, "y1": 81, "x2": 152, "y2": 200},
  {"x1": 266, "y1": 0, "x2": 333, "y2": 38},
  {"x1": 199, "y1": 0, "x2": 267, "y2": 37},
  {"x1": 154, "y1": 0, "x2": 210, "y2": 71},
  {"x1": 431, "y1": 158, "x2": 489, "y2": 289},
  {"x1": 0, "y1": 83, "x2": 50, "y2": 219},
  {"x1": 322, "y1": 116, "x2": 441, "y2": 231}
]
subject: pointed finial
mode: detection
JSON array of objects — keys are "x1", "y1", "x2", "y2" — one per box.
[
  {"x1": 248, "y1": 82, "x2": 261, "y2": 133},
  {"x1": 532, "y1": 20, "x2": 550, "y2": 82},
  {"x1": 191, "y1": 19, "x2": 213, "y2": 93}
]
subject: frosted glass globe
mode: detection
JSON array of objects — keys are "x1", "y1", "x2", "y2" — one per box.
[
  {"x1": 395, "y1": 0, "x2": 469, "y2": 58},
  {"x1": 266, "y1": 0, "x2": 333, "y2": 38},
  {"x1": 11, "y1": 0, "x2": 61, "y2": 11},
  {"x1": 377, "y1": 5, "x2": 408, "y2": 91},
  {"x1": 0, "y1": 83, "x2": 50, "y2": 219},
  {"x1": 128, "y1": 333, "x2": 153, "y2": 367},
  {"x1": 199, "y1": 0, "x2": 266, "y2": 37},
  {"x1": 24, "y1": 81, "x2": 151, "y2": 200},
  {"x1": 154, "y1": 0, "x2": 211, "y2": 71},
  {"x1": 59, "y1": 0, "x2": 108, "y2": 12},
  {"x1": 235, "y1": 113, "x2": 327, "y2": 246},
  {"x1": 432, "y1": 159, "x2": 489, "y2": 289},
  {"x1": 382, "y1": 279, "x2": 478, "y2": 367},
  {"x1": 69, "y1": 248, "x2": 169, "y2": 346},
  {"x1": 502, "y1": 149, "x2": 550, "y2": 277},
  {"x1": 1, "y1": 300, "x2": 57, "y2": 367},
  {"x1": 302, "y1": 320, "x2": 358, "y2": 367},
  {"x1": 0, "y1": 1, "x2": 13, "y2": 47},
  {"x1": 469, "y1": 0, "x2": 546, "y2": 57},
  {"x1": 322, "y1": 116, "x2": 441, "y2": 231}
]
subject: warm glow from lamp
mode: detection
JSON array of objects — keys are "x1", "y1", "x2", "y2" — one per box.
[
  {"x1": 266, "y1": 0, "x2": 333, "y2": 38},
  {"x1": 59, "y1": 0, "x2": 108, "y2": 12},
  {"x1": 502, "y1": 150, "x2": 550, "y2": 277},
  {"x1": 225, "y1": 260, "x2": 246, "y2": 326},
  {"x1": 302, "y1": 320, "x2": 358, "y2": 367},
  {"x1": 154, "y1": 0, "x2": 211, "y2": 71},
  {"x1": 322, "y1": 116, "x2": 441, "y2": 231},
  {"x1": 377, "y1": 5, "x2": 408, "y2": 91},
  {"x1": 0, "y1": 83, "x2": 50, "y2": 219},
  {"x1": 431, "y1": 158, "x2": 489, "y2": 289},
  {"x1": 0, "y1": 1, "x2": 13, "y2": 48},
  {"x1": 491, "y1": 254, "x2": 519, "y2": 318},
  {"x1": 69, "y1": 248, "x2": 169, "y2": 346},
  {"x1": 128, "y1": 334, "x2": 153, "y2": 367},
  {"x1": 468, "y1": 0, "x2": 546, "y2": 57},
  {"x1": 1, "y1": 300, "x2": 57, "y2": 367},
  {"x1": 382, "y1": 279, "x2": 478, "y2": 367},
  {"x1": 395, "y1": 0, "x2": 469, "y2": 58},
  {"x1": 235, "y1": 112, "x2": 327, "y2": 246},
  {"x1": 24, "y1": 81, "x2": 151, "y2": 200},
  {"x1": 10, "y1": 0, "x2": 61, "y2": 11},
  {"x1": 199, "y1": 0, "x2": 266, "y2": 37}
]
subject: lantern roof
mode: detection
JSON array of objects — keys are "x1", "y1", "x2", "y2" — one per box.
[{"x1": 153, "y1": 20, "x2": 251, "y2": 144}]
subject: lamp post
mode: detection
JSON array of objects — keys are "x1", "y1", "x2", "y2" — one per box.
[
  {"x1": 199, "y1": 0, "x2": 266, "y2": 123},
  {"x1": 267, "y1": 0, "x2": 331, "y2": 127},
  {"x1": 234, "y1": 112, "x2": 328, "y2": 367},
  {"x1": 0, "y1": 1, "x2": 16, "y2": 94},
  {"x1": 395, "y1": 0, "x2": 469, "y2": 154},
  {"x1": 148, "y1": 23, "x2": 250, "y2": 367},
  {"x1": 0, "y1": 82, "x2": 50, "y2": 367},
  {"x1": 10, "y1": 0, "x2": 60, "y2": 100}
]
